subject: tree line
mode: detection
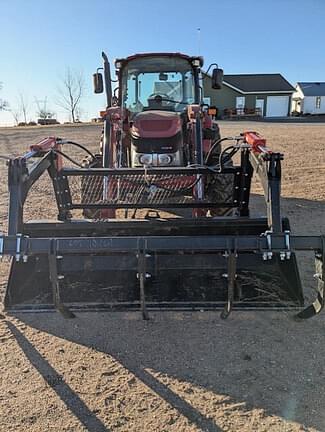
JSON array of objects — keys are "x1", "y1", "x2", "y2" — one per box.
[{"x1": 0, "y1": 68, "x2": 85, "y2": 125}]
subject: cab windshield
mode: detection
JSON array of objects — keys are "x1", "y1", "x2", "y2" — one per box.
[{"x1": 121, "y1": 56, "x2": 196, "y2": 115}]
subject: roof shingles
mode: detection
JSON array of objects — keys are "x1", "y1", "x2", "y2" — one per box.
[
  {"x1": 223, "y1": 74, "x2": 295, "y2": 93},
  {"x1": 297, "y1": 82, "x2": 325, "y2": 97}
]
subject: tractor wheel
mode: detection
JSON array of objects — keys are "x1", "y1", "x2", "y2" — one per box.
[
  {"x1": 81, "y1": 155, "x2": 103, "y2": 219},
  {"x1": 205, "y1": 138, "x2": 234, "y2": 217}
]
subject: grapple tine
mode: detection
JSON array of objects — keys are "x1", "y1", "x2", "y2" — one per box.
[
  {"x1": 220, "y1": 252, "x2": 237, "y2": 319},
  {"x1": 139, "y1": 273, "x2": 149, "y2": 320},
  {"x1": 296, "y1": 237, "x2": 325, "y2": 320},
  {"x1": 137, "y1": 241, "x2": 150, "y2": 320},
  {"x1": 48, "y1": 242, "x2": 75, "y2": 319}
]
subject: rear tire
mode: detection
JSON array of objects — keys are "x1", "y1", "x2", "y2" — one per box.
[{"x1": 205, "y1": 132, "x2": 234, "y2": 217}]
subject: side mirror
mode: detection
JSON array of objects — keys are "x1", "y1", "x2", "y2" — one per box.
[
  {"x1": 211, "y1": 68, "x2": 223, "y2": 90},
  {"x1": 93, "y1": 72, "x2": 104, "y2": 93}
]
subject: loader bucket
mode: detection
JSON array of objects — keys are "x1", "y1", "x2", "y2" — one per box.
[{"x1": 4, "y1": 217, "x2": 304, "y2": 313}]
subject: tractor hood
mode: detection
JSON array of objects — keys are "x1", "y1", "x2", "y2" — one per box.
[{"x1": 131, "y1": 111, "x2": 182, "y2": 139}]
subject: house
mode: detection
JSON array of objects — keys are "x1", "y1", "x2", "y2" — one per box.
[
  {"x1": 292, "y1": 82, "x2": 325, "y2": 115},
  {"x1": 203, "y1": 73, "x2": 295, "y2": 118}
]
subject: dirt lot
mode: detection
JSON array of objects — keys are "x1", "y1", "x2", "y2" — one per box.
[{"x1": 0, "y1": 121, "x2": 324, "y2": 432}]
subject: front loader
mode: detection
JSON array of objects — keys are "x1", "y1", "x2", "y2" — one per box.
[{"x1": 1, "y1": 52, "x2": 324, "y2": 320}]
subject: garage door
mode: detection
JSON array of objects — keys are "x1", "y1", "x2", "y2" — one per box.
[{"x1": 266, "y1": 96, "x2": 289, "y2": 117}]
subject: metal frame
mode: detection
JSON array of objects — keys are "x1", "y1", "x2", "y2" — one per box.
[{"x1": 6, "y1": 147, "x2": 285, "y2": 231}]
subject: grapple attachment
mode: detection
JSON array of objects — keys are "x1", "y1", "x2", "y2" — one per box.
[
  {"x1": 4, "y1": 218, "x2": 305, "y2": 317},
  {"x1": 1, "y1": 135, "x2": 324, "y2": 320}
]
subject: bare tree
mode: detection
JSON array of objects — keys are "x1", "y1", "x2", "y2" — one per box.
[
  {"x1": 35, "y1": 97, "x2": 55, "y2": 120},
  {"x1": 18, "y1": 93, "x2": 29, "y2": 123},
  {"x1": 0, "y1": 82, "x2": 9, "y2": 111},
  {"x1": 8, "y1": 92, "x2": 30, "y2": 125},
  {"x1": 56, "y1": 68, "x2": 85, "y2": 123},
  {"x1": 10, "y1": 107, "x2": 21, "y2": 125}
]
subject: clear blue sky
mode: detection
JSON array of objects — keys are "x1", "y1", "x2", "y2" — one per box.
[{"x1": 0, "y1": 0, "x2": 324, "y2": 125}]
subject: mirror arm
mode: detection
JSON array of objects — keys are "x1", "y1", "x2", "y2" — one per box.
[{"x1": 204, "y1": 63, "x2": 219, "y2": 77}]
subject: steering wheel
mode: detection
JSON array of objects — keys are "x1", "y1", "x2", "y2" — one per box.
[{"x1": 147, "y1": 93, "x2": 170, "y2": 104}]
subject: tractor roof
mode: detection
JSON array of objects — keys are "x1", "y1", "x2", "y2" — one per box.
[{"x1": 115, "y1": 52, "x2": 203, "y2": 68}]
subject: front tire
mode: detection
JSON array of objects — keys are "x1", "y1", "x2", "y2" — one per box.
[{"x1": 205, "y1": 134, "x2": 234, "y2": 217}]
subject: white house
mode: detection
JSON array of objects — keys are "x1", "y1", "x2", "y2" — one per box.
[{"x1": 292, "y1": 82, "x2": 325, "y2": 115}]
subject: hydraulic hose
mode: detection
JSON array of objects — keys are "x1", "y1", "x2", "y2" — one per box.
[{"x1": 204, "y1": 137, "x2": 234, "y2": 165}]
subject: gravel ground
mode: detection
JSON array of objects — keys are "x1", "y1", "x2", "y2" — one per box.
[{"x1": 0, "y1": 121, "x2": 324, "y2": 432}]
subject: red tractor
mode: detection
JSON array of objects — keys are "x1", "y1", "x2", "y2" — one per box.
[
  {"x1": 2, "y1": 52, "x2": 324, "y2": 321},
  {"x1": 85, "y1": 52, "x2": 231, "y2": 218}
]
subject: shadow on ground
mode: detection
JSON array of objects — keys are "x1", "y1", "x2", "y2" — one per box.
[{"x1": 9, "y1": 307, "x2": 325, "y2": 431}]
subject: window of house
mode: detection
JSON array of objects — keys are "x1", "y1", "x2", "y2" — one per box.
[{"x1": 316, "y1": 96, "x2": 321, "y2": 109}]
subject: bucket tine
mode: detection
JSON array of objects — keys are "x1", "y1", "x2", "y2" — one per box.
[
  {"x1": 220, "y1": 251, "x2": 237, "y2": 319},
  {"x1": 48, "y1": 243, "x2": 75, "y2": 319},
  {"x1": 139, "y1": 273, "x2": 149, "y2": 320},
  {"x1": 137, "y1": 244, "x2": 149, "y2": 320},
  {"x1": 296, "y1": 237, "x2": 325, "y2": 319}
]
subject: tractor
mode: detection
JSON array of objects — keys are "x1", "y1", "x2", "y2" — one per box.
[{"x1": 1, "y1": 52, "x2": 324, "y2": 320}]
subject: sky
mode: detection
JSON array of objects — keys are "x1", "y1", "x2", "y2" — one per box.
[{"x1": 0, "y1": 0, "x2": 325, "y2": 125}]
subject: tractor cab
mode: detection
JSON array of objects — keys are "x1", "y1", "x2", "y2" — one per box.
[
  {"x1": 117, "y1": 54, "x2": 202, "y2": 167},
  {"x1": 93, "y1": 53, "x2": 223, "y2": 168},
  {"x1": 118, "y1": 53, "x2": 200, "y2": 115}
]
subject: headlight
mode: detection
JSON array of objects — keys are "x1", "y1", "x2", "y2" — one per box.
[
  {"x1": 139, "y1": 154, "x2": 153, "y2": 165},
  {"x1": 158, "y1": 154, "x2": 172, "y2": 165}
]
